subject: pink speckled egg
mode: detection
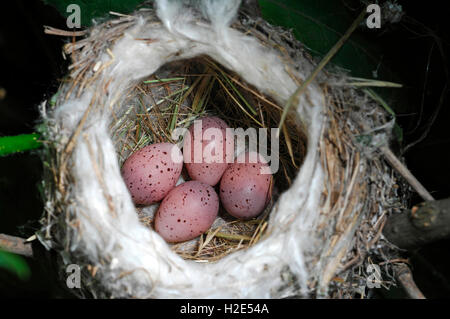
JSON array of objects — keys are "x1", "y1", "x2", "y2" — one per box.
[
  {"x1": 154, "y1": 181, "x2": 219, "y2": 243},
  {"x1": 121, "y1": 143, "x2": 183, "y2": 205},
  {"x1": 220, "y1": 152, "x2": 272, "y2": 219},
  {"x1": 183, "y1": 116, "x2": 234, "y2": 186}
]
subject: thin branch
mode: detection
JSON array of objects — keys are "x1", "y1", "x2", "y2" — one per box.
[
  {"x1": 277, "y1": 9, "x2": 367, "y2": 136},
  {"x1": 44, "y1": 26, "x2": 87, "y2": 37},
  {"x1": 0, "y1": 234, "x2": 33, "y2": 257},
  {"x1": 380, "y1": 146, "x2": 434, "y2": 201},
  {"x1": 383, "y1": 197, "x2": 450, "y2": 249},
  {"x1": 394, "y1": 263, "x2": 426, "y2": 299}
]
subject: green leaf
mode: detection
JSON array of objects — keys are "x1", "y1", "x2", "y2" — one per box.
[
  {"x1": 0, "y1": 250, "x2": 31, "y2": 281},
  {"x1": 0, "y1": 133, "x2": 42, "y2": 157},
  {"x1": 43, "y1": 0, "x2": 150, "y2": 27}
]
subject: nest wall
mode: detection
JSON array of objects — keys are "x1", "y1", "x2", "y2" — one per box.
[{"x1": 38, "y1": 0, "x2": 404, "y2": 298}]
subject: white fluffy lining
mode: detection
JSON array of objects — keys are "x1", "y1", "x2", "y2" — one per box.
[{"x1": 45, "y1": 0, "x2": 328, "y2": 298}]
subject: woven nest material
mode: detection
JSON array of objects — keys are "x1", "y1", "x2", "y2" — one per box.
[{"x1": 38, "y1": 1, "x2": 407, "y2": 298}]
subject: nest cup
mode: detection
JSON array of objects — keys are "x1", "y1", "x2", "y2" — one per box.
[
  {"x1": 117, "y1": 55, "x2": 307, "y2": 260},
  {"x1": 39, "y1": 0, "x2": 406, "y2": 298}
]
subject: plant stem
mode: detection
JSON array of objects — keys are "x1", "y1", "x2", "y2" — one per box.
[
  {"x1": 278, "y1": 9, "x2": 367, "y2": 136},
  {"x1": 0, "y1": 234, "x2": 33, "y2": 257},
  {"x1": 0, "y1": 133, "x2": 42, "y2": 157}
]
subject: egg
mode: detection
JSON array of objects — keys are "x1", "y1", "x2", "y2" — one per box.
[
  {"x1": 219, "y1": 151, "x2": 272, "y2": 219},
  {"x1": 154, "y1": 181, "x2": 219, "y2": 243},
  {"x1": 183, "y1": 116, "x2": 234, "y2": 186},
  {"x1": 121, "y1": 143, "x2": 183, "y2": 205}
]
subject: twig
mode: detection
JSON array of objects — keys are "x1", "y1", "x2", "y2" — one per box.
[
  {"x1": 0, "y1": 234, "x2": 33, "y2": 257},
  {"x1": 44, "y1": 26, "x2": 87, "y2": 37},
  {"x1": 380, "y1": 146, "x2": 434, "y2": 201},
  {"x1": 383, "y1": 197, "x2": 450, "y2": 249},
  {"x1": 277, "y1": 9, "x2": 367, "y2": 136},
  {"x1": 378, "y1": 258, "x2": 410, "y2": 266},
  {"x1": 394, "y1": 263, "x2": 426, "y2": 299}
]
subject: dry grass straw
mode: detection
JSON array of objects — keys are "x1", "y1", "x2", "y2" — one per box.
[
  {"x1": 39, "y1": 9, "x2": 409, "y2": 298},
  {"x1": 113, "y1": 56, "x2": 307, "y2": 261}
]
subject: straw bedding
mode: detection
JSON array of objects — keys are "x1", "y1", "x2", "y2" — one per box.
[{"x1": 37, "y1": 0, "x2": 405, "y2": 298}]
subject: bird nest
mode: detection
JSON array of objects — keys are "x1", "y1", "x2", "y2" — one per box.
[{"x1": 37, "y1": 1, "x2": 406, "y2": 298}]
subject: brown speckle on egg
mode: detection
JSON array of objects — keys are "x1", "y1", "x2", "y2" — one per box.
[
  {"x1": 183, "y1": 116, "x2": 234, "y2": 186},
  {"x1": 219, "y1": 151, "x2": 272, "y2": 219},
  {"x1": 154, "y1": 181, "x2": 219, "y2": 243},
  {"x1": 121, "y1": 143, "x2": 183, "y2": 205}
]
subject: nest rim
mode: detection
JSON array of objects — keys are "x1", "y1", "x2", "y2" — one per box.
[{"x1": 38, "y1": 6, "x2": 406, "y2": 299}]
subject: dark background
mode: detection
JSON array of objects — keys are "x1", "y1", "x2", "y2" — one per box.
[{"x1": 0, "y1": 0, "x2": 449, "y2": 298}]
